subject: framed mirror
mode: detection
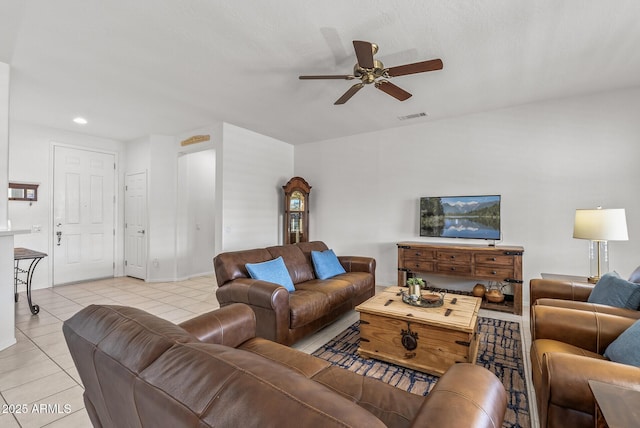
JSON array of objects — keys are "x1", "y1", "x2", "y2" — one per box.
[{"x1": 8, "y1": 182, "x2": 39, "y2": 201}]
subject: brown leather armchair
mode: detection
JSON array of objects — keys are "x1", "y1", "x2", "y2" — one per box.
[
  {"x1": 529, "y1": 265, "x2": 640, "y2": 319},
  {"x1": 530, "y1": 305, "x2": 640, "y2": 428}
]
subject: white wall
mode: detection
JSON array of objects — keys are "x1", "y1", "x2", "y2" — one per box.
[
  {"x1": 1, "y1": 62, "x2": 15, "y2": 350},
  {"x1": 8, "y1": 121, "x2": 125, "y2": 290},
  {"x1": 220, "y1": 123, "x2": 294, "y2": 251},
  {"x1": 295, "y1": 87, "x2": 640, "y2": 306},
  {"x1": 0, "y1": 63, "x2": 8, "y2": 226}
]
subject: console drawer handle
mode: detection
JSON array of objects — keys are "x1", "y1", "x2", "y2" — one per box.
[
  {"x1": 491, "y1": 257, "x2": 496, "y2": 261},
  {"x1": 450, "y1": 255, "x2": 455, "y2": 259},
  {"x1": 491, "y1": 270, "x2": 497, "y2": 275},
  {"x1": 450, "y1": 267, "x2": 456, "y2": 271}
]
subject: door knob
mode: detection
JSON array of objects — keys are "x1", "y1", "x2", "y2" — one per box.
[{"x1": 56, "y1": 231, "x2": 62, "y2": 246}]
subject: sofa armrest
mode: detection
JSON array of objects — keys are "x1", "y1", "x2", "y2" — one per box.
[
  {"x1": 532, "y1": 305, "x2": 635, "y2": 353},
  {"x1": 535, "y1": 298, "x2": 640, "y2": 319},
  {"x1": 338, "y1": 256, "x2": 376, "y2": 274},
  {"x1": 216, "y1": 278, "x2": 290, "y2": 310},
  {"x1": 215, "y1": 278, "x2": 291, "y2": 344},
  {"x1": 541, "y1": 353, "x2": 640, "y2": 419},
  {"x1": 179, "y1": 303, "x2": 256, "y2": 347},
  {"x1": 410, "y1": 364, "x2": 507, "y2": 428},
  {"x1": 530, "y1": 279, "x2": 593, "y2": 305}
]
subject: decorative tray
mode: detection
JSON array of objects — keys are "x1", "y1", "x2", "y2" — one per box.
[{"x1": 400, "y1": 290, "x2": 445, "y2": 308}]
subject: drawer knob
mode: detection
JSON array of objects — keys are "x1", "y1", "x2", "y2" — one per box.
[
  {"x1": 451, "y1": 267, "x2": 456, "y2": 271},
  {"x1": 491, "y1": 257, "x2": 496, "y2": 261},
  {"x1": 492, "y1": 271, "x2": 497, "y2": 275},
  {"x1": 450, "y1": 255, "x2": 455, "y2": 259}
]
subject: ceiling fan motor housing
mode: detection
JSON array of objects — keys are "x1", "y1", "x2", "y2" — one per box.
[{"x1": 354, "y1": 59, "x2": 385, "y2": 84}]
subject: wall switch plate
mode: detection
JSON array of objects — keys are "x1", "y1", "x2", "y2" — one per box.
[{"x1": 32, "y1": 224, "x2": 42, "y2": 233}]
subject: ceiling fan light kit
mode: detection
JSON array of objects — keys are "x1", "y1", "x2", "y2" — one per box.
[{"x1": 299, "y1": 40, "x2": 443, "y2": 105}]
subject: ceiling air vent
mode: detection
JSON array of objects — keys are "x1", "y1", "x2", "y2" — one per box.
[{"x1": 398, "y1": 112, "x2": 428, "y2": 121}]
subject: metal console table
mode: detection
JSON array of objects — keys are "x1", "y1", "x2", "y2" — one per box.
[{"x1": 14, "y1": 247, "x2": 47, "y2": 315}]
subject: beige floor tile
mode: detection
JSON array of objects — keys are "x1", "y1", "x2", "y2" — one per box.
[
  {"x1": 0, "y1": 358, "x2": 62, "y2": 390},
  {"x1": 13, "y1": 385, "x2": 85, "y2": 428},
  {"x1": 0, "y1": 348, "x2": 50, "y2": 376},
  {"x1": 2, "y1": 371, "x2": 77, "y2": 405},
  {"x1": 17, "y1": 322, "x2": 64, "y2": 339},
  {"x1": 42, "y1": 409, "x2": 92, "y2": 428},
  {"x1": 0, "y1": 413, "x2": 21, "y2": 428}
]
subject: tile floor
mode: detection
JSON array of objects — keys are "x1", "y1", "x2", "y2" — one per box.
[{"x1": 0, "y1": 276, "x2": 539, "y2": 427}]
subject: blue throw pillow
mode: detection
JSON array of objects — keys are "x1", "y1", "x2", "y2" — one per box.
[
  {"x1": 311, "y1": 249, "x2": 346, "y2": 280},
  {"x1": 245, "y1": 256, "x2": 295, "y2": 292},
  {"x1": 587, "y1": 272, "x2": 640, "y2": 310},
  {"x1": 604, "y1": 319, "x2": 640, "y2": 367}
]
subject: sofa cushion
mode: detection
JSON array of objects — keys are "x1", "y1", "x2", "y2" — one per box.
[
  {"x1": 289, "y1": 290, "x2": 331, "y2": 329},
  {"x1": 312, "y1": 249, "x2": 347, "y2": 280},
  {"x1": 266, "y1": 244, "x2": 315, "y2": 284},
  {"x1": 246, "y1": 256, "x2": 295, "y2": 292},
  {"x1": 332, "y1": 272, "x2": 375, "y2": 297},
  {"x1": 296, "y1": 279, "x2": 354, "y2": 309},
  {"x1": 604, "y1": 319, "x2": 640, "y2": 367},
  {"x1": 587, "y1": 271, "x2": 640, "y2": 310}
]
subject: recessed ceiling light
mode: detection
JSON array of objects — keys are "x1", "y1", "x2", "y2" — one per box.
[{"x1": 73, "y1": 117, "x2": 88, "y2": 125}]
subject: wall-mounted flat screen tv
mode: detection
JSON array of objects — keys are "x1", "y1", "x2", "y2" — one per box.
[{"x1": 420, "y1": 195, "x2": 501, "y2": 240}]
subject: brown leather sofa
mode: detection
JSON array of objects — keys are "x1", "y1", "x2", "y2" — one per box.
[
  {"x1": 63, "y1": 303, "x2": 508, "y2": 428},
  {"x1": 214, "y1": 241, "x2": 375, "y2": 345},
  {"x1": 529, "y1": 265, "x2": 640, "y2": 319},
  {"x1": 530, "y1": 304, "x2": 640, "y2": 428}
]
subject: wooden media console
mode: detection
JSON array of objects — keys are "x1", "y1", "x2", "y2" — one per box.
[{"x1": 397, "y1": 242, "x2": 524, "y2": 315}]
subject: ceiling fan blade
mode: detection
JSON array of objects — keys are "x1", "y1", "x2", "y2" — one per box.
[
  {"x1": 334, "y1": 83, "x2": 365, "y2": 105},
  {"x1": 353, "y1": 40, "x2": 375, "y2": 69},
  {"x1": 386, "y1": 58, "x2": 443, "y2": 77},
  {"x1": 299, "y1": 75, "x2": 355, "y2": 80},
  {"x1": 375, "y1": 80, "x2": 412, "y2": 101}
]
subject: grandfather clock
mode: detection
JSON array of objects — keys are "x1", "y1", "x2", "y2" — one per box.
[{"x1": 283, "y1": 177, "x2": 311, "y2": 244}]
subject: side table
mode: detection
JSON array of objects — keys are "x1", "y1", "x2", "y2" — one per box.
[
  {"x1": 14, "y1": 247, "x2": 47, "y2": 315},
  {"x1": 588, "y1": 379, "x2": 640, "y2": 428}
]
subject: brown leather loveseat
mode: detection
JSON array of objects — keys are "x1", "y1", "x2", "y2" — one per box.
[
  {"x1": 63, "y1": 303, "x2": 508, "y2": 428},
  {"x1": 214, "y1": 241, "x2": 375, "y2": 345}
]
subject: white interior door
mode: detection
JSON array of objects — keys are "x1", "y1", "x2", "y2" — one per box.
[
  {"x1": 125, "y1": 172, "x2": 147, "y2": 279},
  {"x1": 53, "y1": 146, "x2": 115, "y2": 285}
]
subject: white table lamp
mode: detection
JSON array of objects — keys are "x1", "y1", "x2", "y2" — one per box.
[{"x1": 573, "y1": 207, "x2": 629, "y2": 283}]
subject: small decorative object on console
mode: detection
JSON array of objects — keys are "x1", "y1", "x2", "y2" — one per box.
[
  {"x1": 473, "y1": 283, "x2": 487, "y2": 297},
  {"x1": 485, "y1": 282, "x2": 506, "y2": 303}
]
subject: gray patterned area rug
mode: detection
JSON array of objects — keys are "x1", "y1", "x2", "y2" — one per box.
[{"x1": 312, "y1": 317, "x2": 530, "y2": 428}]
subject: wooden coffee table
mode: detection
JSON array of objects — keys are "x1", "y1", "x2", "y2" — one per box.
[{"x1": 355, "y1": 286, "x2": 481, "y2": 376}]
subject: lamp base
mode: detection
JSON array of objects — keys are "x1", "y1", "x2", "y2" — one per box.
[{"x1": 587, "y1": 276, "x2": 600, "y2": 284}]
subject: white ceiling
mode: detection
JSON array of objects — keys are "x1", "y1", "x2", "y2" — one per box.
[{"x1": 2, "y1": 0, "x2": 640, "y2": 145}]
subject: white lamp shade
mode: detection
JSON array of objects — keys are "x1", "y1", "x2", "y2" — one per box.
[{"x1": 573, "y1": 208, "x2": 629, "y2": 241}]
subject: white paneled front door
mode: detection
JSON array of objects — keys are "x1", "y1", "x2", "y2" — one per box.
[
  {"x1": 124, "y1": 171, "x2": 147, "y2": 280},
  {"x1": 53, "y1": 146, "x2": 115, "y2": 285}
]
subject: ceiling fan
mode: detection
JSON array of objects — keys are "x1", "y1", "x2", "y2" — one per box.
[{"x1": 299, "y1": 40, "x2": 443, "y2": 105}]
